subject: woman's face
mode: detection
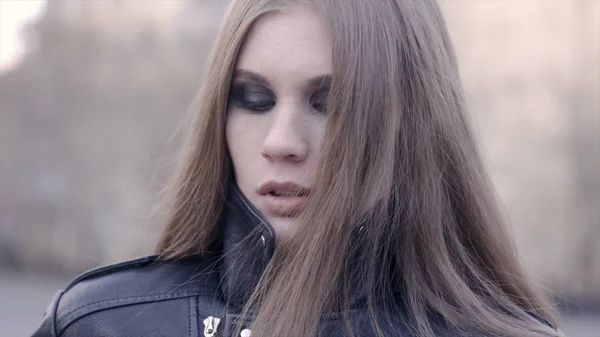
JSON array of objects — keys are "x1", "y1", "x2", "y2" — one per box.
[{"x1": 226, "y1": 7, "x2": 331, "y2": 243}]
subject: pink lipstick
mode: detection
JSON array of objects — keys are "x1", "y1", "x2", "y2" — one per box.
[{"x1": 258, "y1": 181, "x2": 311, "y2": 217}]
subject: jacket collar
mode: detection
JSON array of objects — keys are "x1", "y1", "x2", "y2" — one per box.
[
  {"x1": 218, "y1": 183, "x2": 368, "y2": 311},
  {"x1": 219, "y1": 183, "x2": 276, "y2": 309}
]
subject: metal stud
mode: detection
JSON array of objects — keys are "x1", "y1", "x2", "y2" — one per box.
[{"x1": 241, "y1": 328, "x2": 252, "y2": 337}]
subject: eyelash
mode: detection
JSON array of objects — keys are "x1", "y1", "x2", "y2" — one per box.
[{"x1": 228, "y1": 84, "x2": 328, "y2": 114}]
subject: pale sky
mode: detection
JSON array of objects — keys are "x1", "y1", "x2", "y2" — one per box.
[{"x1": 0, "y1": 0, "x2": 46, "y2": 74}]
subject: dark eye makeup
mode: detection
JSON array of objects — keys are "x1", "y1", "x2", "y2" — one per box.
[
  {"x1": 228, "y1": 83, "x2": 276, "y2": 112},
  {"x1": 310, "y1": 88, "x2": 329, "y2": 113},
  {"x1": 227, "y1": 80, "x2": 329, "y2": 114}
]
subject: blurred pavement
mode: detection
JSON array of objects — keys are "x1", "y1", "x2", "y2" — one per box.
[{"x1": 1, "y1": 271, "x2": 598, "y2": 337}]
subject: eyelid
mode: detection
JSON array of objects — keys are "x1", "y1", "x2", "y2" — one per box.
[
  {"x1": 228, "y1": 82, "x2": 276, "y2": 113},
  {"x1": 311, "y1": 87, "x2": 329, "y2": 100},
  {"x1": 230, "y1": 80, "x2": 329, "y2": 105}
]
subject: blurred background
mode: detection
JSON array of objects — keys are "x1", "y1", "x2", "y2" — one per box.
[{"x1": 0, "y1": 0, "x2": 598, "y2": 336}]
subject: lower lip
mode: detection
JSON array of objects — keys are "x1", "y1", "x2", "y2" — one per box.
[{"x1": 261, "y1": 194, "x2": 308, "y2": 217}]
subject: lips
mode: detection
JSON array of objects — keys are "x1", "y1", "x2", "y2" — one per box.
[{"x1": 258, "y1": 181, "x2": 311, "y2": 217}]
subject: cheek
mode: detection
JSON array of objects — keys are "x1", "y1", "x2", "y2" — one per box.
[
  {"x1": 311, "y1": 116, "x2": 326, "y2": 161},
  {"x1": 298, "y1": 116, "x2": 325, "y2": 183},
  {"x1": 226, "y1": 111, "x2": 265, "y2": 173}
]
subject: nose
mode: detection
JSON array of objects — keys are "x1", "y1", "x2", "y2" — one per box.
[{"x1": 261, "y1": 106, "x2": 309, "y2": 163}]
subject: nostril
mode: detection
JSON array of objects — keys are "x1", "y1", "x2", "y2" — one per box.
[
  {"x1": 284, "y1": 153, "x2": 304, "y2": 163},
  {"x1": 261, "y1": 151, "x2": 272, "y2": 160},
  {"x1": 261, "y1": 133, "x2": 308, "y2": 162}
]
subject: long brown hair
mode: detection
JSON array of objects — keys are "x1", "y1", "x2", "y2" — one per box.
[{"x1": 157, "y1": 0, "x2": 560, "y2": 336}]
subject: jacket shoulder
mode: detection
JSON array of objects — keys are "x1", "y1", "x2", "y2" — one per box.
[
  {"x1": 33, "y1": 254, "x2": 222, "y2": 336},
  {"x1": 62, "y1": 255, "x2": 160, "y2": 292}
]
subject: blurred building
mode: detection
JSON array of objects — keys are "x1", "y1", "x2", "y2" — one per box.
[
  {"x1": 0, "y1": 0, "x2": 229, "y2": 272},
  {"x1": 0, "y1": 0, "x2": 598, "y2": 303},
  {"x1": 442, "y1": 0, "x2": 600, "y2": 300}
]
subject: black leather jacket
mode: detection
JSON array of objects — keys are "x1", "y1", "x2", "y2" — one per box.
[{"x1": 32, "y1": 185, "x2": 554, "y2": 337}]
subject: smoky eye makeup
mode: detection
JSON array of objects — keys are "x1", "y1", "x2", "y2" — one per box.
[
  {"x1": 310, "y1": 87, "x2": 329, "y2": 114},
  {"x1": 228, "y1": 82, "x2": 276, "y2": 113},
  {"x1": 227, "y1": 71, "x2": 331, "y2": 114}
]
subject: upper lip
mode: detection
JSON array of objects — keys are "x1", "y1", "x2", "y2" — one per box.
[{"x1": 258, "y1": 181, "x2": 311, "y2": 196}]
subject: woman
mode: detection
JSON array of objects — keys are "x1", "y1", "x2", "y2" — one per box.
[{"x1": 33, "y1": 0, "x2": 562, "y2": 336}]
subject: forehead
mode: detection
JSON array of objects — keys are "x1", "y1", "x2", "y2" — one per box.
[{"x1": 235, "y1": 7, "x2": 332, "y2": 82}]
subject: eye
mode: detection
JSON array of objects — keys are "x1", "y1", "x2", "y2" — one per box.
[
  {"x1": 228, "y1": 84, "x2": 275, "y2": 113},
  {"x1": 310, "y1": 89, "x2": 329, "y2": 114}
]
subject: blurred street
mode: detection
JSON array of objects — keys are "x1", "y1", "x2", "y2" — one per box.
[{"x1": 1, "y1": 270, "x2": 598, "y2": 337}]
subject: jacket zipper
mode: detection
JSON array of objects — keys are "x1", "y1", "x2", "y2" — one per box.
[
  {"x1": 203, "y1": 315, "x2": 253, "y2": 337},
  {"x1": 203, "y1": 316, "x2": 221, "y2": 337}
]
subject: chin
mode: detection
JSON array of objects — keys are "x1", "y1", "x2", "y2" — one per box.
[{"x1": 269, "y1": 217, "x2": 297, "y2": 244}]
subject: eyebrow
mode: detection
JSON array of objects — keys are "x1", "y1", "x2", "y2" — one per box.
[{"x1": 233, "y1": 69, "x2": 331, "y2": 90}]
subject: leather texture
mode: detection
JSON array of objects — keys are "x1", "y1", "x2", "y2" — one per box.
[{"x1": 31, "y1": 184, "x2": 554, "y2": 337}]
